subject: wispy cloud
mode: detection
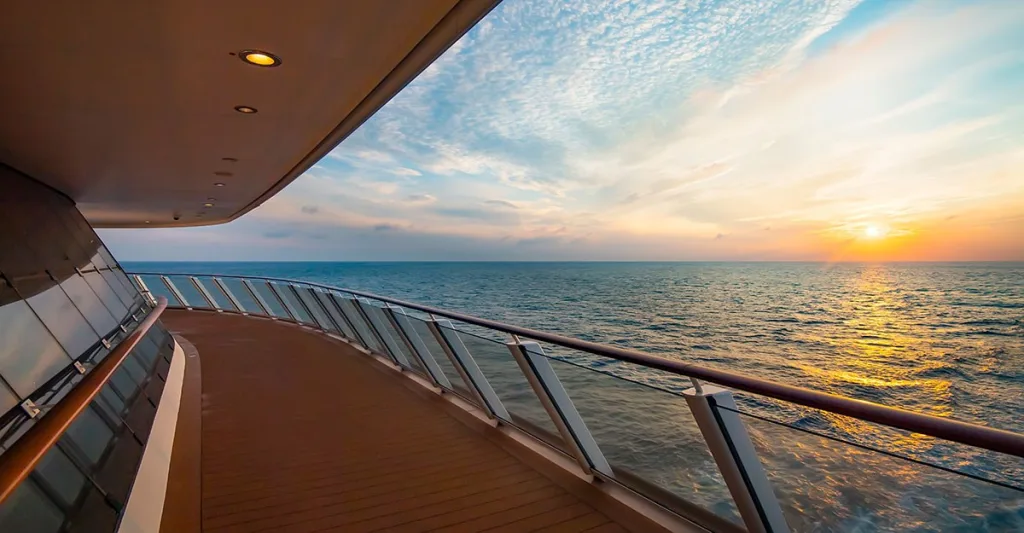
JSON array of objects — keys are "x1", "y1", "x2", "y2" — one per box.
[{"x1": 102, "y1": 0, "x2": 1024, "y2": 261}]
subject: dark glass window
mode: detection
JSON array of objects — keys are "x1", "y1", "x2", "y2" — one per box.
[
  {"x1": 0, "y1": 479, "x2": 64, "y2": 533},
  {"x1": 35, "y1": 445, "x2": 88, "y2": 506},
  {"x1": 0, "y1": 299, "x2": 72, "y2": 397},
  {"x1": 63, "y1": 405, "x2": 114, "y2": 466},
  {"x1": 60, "y1": 275, "x2": 117, "y2": 336},
  {"x1": 96, "y1": 384, "x2": 126, "y2": 420},
  {"x1": 25, "y1": 284, "x2": 100, "y2": 359},
  {"x1": 82, "y1": 270, "x2": 127, "y2": 320},
  {"x1": 108, "y1": 367, "x2": 139, "y2": 401},
  {"x1": 0, "y1": 381, "x2": 18, "y2": 415},
  {"x1": 101, "y1": 269, "x2": 137, "y2": 309}
]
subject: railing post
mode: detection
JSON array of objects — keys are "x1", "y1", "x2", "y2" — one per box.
[
  {"x1": 212, "y1": 277, "x2": 246, "y2": 314},
  {"x1": 190, "y1": 277, "x2": 220, "y2": 311},
  {"x1": 683, "y1": 383, "x2": 789, "y2": 533},
  {"x1": 288, "y1": 285, "x2": 319, "y2": 326},
  {"x1": 506, "y1": 339, "x2": 612, "y2": 477},
  {"x1": 132, "y1": 275, "x2": 157, "y2": 306},
  {"x1": 241, "y1": 279, "x2": 274, "y2": 318},
  {"x1": 354, "y1": 299, "x2": 409, "y2": 367},
  {"x1": 160, "y1": 276, "x2": 190, "y2": 309},
  {"x1": 428, "y1": 319, "x2": 510, "y2": 421},
  {"x1": 384, "y1": 306, "x2": 452, "y2": 389},
  {"x1": 310, "y1": 289, "x2": 351, "y2": 338},
  {"x1": 266, "y1": 283, "x2": 299, "y2": 322},
  {"x1": 328, "y1": 293, "x2": 370, "y2": 347}
]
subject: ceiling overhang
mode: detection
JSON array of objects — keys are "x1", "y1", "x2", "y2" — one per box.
[{"x1": 0, "y1": 0, "x2": 500, "y2": 228}]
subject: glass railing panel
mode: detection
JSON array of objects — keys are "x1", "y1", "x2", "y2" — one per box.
[
  {"x1": 273, "y1": 283, "x2": 314, "y2": 324},
  {"x1": 734, "y1": 404, "x2": 1024, "y2": 532},
  {"x1": 436, "y1": 323, "x2": 565, "y2": 450},
  {"x1": 366, "y1": 304, "x2": 425, "y2": 375},
  {"x1": 136, "y1": 275, "x2": 177, "y2": 306},
  {"x1": 294, "y1": 287, "x2": 336, "y2": 332},
  {"x1": 404, "y1": 315, "x2": 475, "y2": 401},
  {"x1": 543, "y1": 353, "x2": 741, "y2": 525},
  {"x1": 220, "y1": 278, "x2": 263, "y2": 314},
  {"x1": 248, "y1": 281, "x2": 290, "y2": 319},
  {"x1": 315, "y1": 291, "x2": 358, "y2": 341},
  {"x1": 333, "y1": 297, "x2": 386, "y2": 354},
  {"x1": 165, "y1": 275, "x2": 211, "y2": 309},
  {"x1": 193, "y1": 276, "x2": 233, "y2": 311}
]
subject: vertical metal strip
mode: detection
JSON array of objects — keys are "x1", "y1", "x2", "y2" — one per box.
[
  {"x1": 313, "y1": 290, "x2": 356, "y2": 340},
  {"x1": 353, "y1": 300, "x2": 406, "y2": 366},
  {"x1": 329, "y1": 293, "x2": 369, "y2": 347},
  {"x1": 507, "y1": 340, "x2": 611, "y2": 476},
  {"x1": 385, "y1": 306, "x2": 452, "y2": 389},
  {"x1": 213, "y1": 277, "x2": 246, "y2": 314},
  {"x1": 132, "y1": 275, "x2": 157, "y2": 306},
  {"x1": 428, "y1": 319, "x2": 510, "y2": 420},
  {"x1": 683, "y1": 384, "x2": 790, "y2": 533},
  {"x1": 265, "y1": 283, "x2": 298, "y2": 322},
  {"x1": 287, "y1": 285, "x2": 319, "y2": 326},
  {"x1": 190, "y1": 277, "x2": 220, "y2": 310},
  {"x1": 241, "y1": 279, "x2": 273, "y2": 317},
  {"x1": 160, "y1": 276, "x2": 189, "y2": 308}
]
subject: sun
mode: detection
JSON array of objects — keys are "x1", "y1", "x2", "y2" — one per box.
[{"x1": 864, "y1": 224, "x2": 886, "y2": 239}]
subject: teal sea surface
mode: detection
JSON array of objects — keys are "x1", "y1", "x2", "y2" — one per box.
[{"x1": 125, "y1": 261, "x2": 1024, "y2": 531}]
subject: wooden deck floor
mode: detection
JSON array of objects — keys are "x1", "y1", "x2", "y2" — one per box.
[{"x1": 161, "y1": 310, "x2": 672, "y2": 533}]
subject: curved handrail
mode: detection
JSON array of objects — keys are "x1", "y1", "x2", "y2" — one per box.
[
  {"x1": 0, "y1": 296, "x2": 168, "y2": 504},
  {"x1": 131, "y1": 271, "x2": 1024, "y2": 459}
]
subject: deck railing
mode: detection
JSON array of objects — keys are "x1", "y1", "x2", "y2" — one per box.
[{"x1": 129, "y1": 271, "x2": 1024, "y2": 533}]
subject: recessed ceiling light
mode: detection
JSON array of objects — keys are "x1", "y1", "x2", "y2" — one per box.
[
  {"x1": 239, "y1": 50, "x2": 281, "y2": 67},
  {"x1": 214, "y1": 182, "x2": 225, "y2": 187},
  {"x1": 234, "y1": 105, "x2": 257, "y2": 114},
  {"x1": 144, "y1": 220, "x2": 151, "y2": 224},
  {"x1": 204, "y1": 202, "x2": 215, "y2": 208},
  {"x1": 214, "y1": 171, "x2": 233, "y2": 177}
]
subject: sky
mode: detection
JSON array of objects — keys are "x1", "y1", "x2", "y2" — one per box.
[{"x1": 103, "y1": 0, "x2": 1024, "y2": 262}]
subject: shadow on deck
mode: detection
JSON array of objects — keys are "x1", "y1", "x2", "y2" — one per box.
[{"x1": 159, "y1": 310, "x2": 675, "y2": 533}]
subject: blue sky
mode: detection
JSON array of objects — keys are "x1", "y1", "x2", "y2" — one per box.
[{"x1": 104, "y1": 0, "x2": 1024, "y2": 261}]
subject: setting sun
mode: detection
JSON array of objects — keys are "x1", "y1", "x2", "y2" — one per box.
[{"x1": 864, "y1": 225, "x2": 886, "y2": 239}]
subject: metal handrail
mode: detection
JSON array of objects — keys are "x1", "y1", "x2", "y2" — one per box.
[
  {"x1": 129, "y1": 271, "x2": 1024, "y2": 459},
  {"x1": 0, "y1": 296, "x2": 168, "y2": 504}
]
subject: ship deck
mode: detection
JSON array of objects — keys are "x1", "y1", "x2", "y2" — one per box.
[{"x1": 159, "y1": 310, "x2": 679, "y2": 533}]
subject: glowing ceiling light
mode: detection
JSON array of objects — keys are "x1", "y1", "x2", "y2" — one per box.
[{"x1": 239, "y1": 50, "x2": 281, "y2": 67}]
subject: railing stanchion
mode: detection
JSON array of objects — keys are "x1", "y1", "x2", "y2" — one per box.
[
  {"x1": 190, "y1": 276, "x2": 220, "y2": 310},
  {"x1": 348, "y1": 298, "x2": 402, "y2": 366},
  {"x1": 507, "y1": 339, "x2": 612, "y2": 477},
  {"x1": 241, "y1": 279, "x2": 273, "y2": 318},
  {"x1": 132, "y1": 275, "x2": 156, "y2": 306},
  {"x1": 385, "y1": 306, "x2": 452, "y2": 389},
  {"x1": 428, "y1": 319, "x2": 509, "y2": 421},
  {"x1": 266, "y1": 283, "x2": 299, "y2": 322},
  {"x1": 329, "y1": 294, "x2": 370, "y2": 347},
  {"x1": 683, "y1": 383, "x2": 789, "y2": 533},
  {"x1": 213, "y1": 277, "x2": 246, "y2": 314},
  {"x1": 288, "y1": 284, "x2": 319, "y2": 326},
  {"x1": 160, "y1": 276, "x2": 190, "y2": 309},
  {"x1": 311, "y1": 289, "x2": 353, "y2": 339},
  {"x1": 357, "y1": 300, "x2": 410, "y2": 367}
]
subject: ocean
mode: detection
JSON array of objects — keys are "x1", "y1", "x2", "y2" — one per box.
[{"x1": 125, "y1": 261, "x2": 1024, "y2": 531}]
